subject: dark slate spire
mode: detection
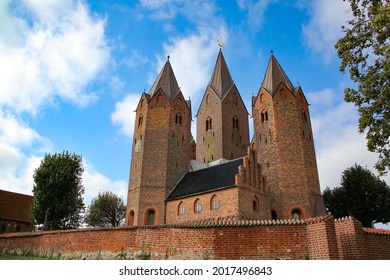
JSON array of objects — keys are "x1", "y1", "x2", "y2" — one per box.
[
  {"x1": 149, "y1": 58, "x2": 181, "y2": 100},
  {"x1": 209, "y1": 50, "x2": 234, "y2": 99},
  {"x1": 262, "y1": 53, "x2": 294, "y2": 95}
]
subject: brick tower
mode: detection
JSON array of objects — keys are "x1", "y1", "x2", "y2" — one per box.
[
  {"x1": 252, "y1": 53, "x2": 325, "y2": 220},
  {"x1": 196, "y1": 50, "x2": 249, "y2": 163},
  {"x1": 125, "y1": 58, "x2": 192, "y2": 226}
]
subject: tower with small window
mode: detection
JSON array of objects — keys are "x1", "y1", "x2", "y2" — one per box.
[
  {"x1": 126, "y1": 58, "x2": 192, "y2": 226},
  {"x1": 252, "y1": 53, "x2": 325, "y2": 220},
  {"x1": 196, "y1": 50, "x2": 250, "y2": 163}
]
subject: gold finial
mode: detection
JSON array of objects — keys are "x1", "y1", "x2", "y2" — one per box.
[{"x1": 217, "y1": 37, "x2": 223, "y2": 50}]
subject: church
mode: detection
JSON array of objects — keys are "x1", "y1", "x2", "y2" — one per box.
[{"x1": 125, "y1": 48, "x2": 326, "y2": 226}]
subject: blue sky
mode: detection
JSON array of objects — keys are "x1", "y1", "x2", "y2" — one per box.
[{"x1": 0, "y1": 0, "x2": 389, "y2": 221}]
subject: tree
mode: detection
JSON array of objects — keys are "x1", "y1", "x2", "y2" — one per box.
[
  {"x1": 335, "y1": 0, "x2": 390, "y2": 175},
  {"x1": 32, "y1": 151, "x2": 85, "y2": 230},
  {"x1": 323, "y1": 164, "x2": 390, "y2": 227},
  {"x1": 85, "y1": 190, "x2": 125, "y2": 227}
]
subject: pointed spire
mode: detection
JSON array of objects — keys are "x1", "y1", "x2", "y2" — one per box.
[
  {"x1": 262, "y1": 52, "x2": 294, "y2": 95},
  {"x1": 149, "y1": 58, "x2": 180, "y2": 100},
  {"x1": 209, "y1": 50, "x2": 234, "y2": 99}
]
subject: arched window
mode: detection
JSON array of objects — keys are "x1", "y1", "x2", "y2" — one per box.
[
  {"x1": 175, "y1": 113, "x2": 182, "y2": 125},
  {"x1": 252, "y1": 196, "x2": 259, "y2": 212},
  {"x1": 233, "y1": 116, "x2": 239, "y2": 130},
  {"x1": 261, "y1": 111, "x2": 268, "y2": 123},
  {"x1": 206, "y1": 94, "x2": 210, "y2": 104},
  {"x1": 15, "y1": 225, "x2": 21, "y2": 232},
  {"x1": 156, "y1": 94, "x2": 162, "y2": 104},
  {"x1": 128, "y1": 210, "x2": 135, "y2": 226},
  {"x1": 292, "y1": 208, "x2": 302, "y2": 220},
  {"x1": 233, "y1": 93, "x2": 238, "y2": 105},
  {"x1": 194, "y1": 199, "x2": 202, "y2": 213},
  {"x1": 206, "y1": 117, "x2": 212, "y2": 131},
  {"x1": 138, "y1": 115, "x2": 143, "y2": 127},
  {"x1": 144, "y1": 209, "x2": 156, "y2": 225},
  {"x1": 271, "y1": 210, "x2": 277, "y2": 220},
  {"x1": 178, "y1": 202, "x2": 185, "y2": 215},
  {"x1": 260, "y1": 94, "x2": 264, "y2": 103},
  {"x1": 210, "y1": 195, "x2": 220, "y2": 210}
]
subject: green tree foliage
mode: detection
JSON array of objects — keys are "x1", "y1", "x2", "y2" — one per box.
[
  {"x1": 32, "y1": 151, "x2": 85, "y2": 230},
  {"x1": 85, "y1": 190, "x2": 125, "y2": 227},
  {"x1": 335, "y1": 0, "x2": 390, "y2": 175},
  {"x1": 323, "y1": 164, "x2": 390, "y2": 227}
]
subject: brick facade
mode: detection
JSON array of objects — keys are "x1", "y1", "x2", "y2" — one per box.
[
  {"x1": 0, "y1": 190, "x2": 33, "y2": 234},
  {"x1": 252, "y1": 56, "x2": 325, "y2": 220},
  {"x1": 126, "y1": 61, "x2": 192, "y2": 226},
  {"x1": 1, "y1": 216, "x2": 389, "y2": 259}
]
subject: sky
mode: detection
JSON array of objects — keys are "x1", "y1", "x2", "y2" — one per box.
[{"x1": 0, "y1": 0, "x2": 389, "y2": 225}]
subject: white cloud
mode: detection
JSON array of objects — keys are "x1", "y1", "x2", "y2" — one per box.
[
  {"x1": 82, "y1": 161, "x2": 127, "y2": 205},
  {"x1": 307, "y1": 89, "x2": 390, "y2": 189},
  {"x1": 140, "y1": 0, "x2": 217, "y2": 22},
  {"x1": 0, "y1": 0, "x2": 110, "y2": 115},
  {"x1": 0, "y1": 109, "x2": 50, "y2": 195},
  {"x1": 236, "y1": 0, "x2": 275, "y2": 31},
  {"x1": 111, "y1": 93, "x2": 140, "y2": 137},
  {"x1": 302, "y1": 0, "x2": 351, "y2": 61}
]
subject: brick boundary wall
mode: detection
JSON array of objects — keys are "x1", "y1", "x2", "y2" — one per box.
[
  {"x1": 363, "y1": 228, "x2": 390, "y2": 259},
  {"x1": 1, "y1": 215, "x2": 389, "y2": 259}
]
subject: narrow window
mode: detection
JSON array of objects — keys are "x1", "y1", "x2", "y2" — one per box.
[
  {"x1": 206, "y1": 117, "x2": 212, "y2": 131},
  {"x1": 194, "y1": 199, "x2": 202, "y2": 213},
  {"x1": 265, "y1": 111, "x2": 268, "y2": 121},
  {"x1": 233, "y1": 116, "x2": 239, "y2": 130},
  {"x1": 233, "y1": 93, "x2": 238, "y2": 104},
  {"x1": 157, "y1": 94, "x2": 162, "y2": 104},
  {"x1": 252, "y1": 196, "x2": 259, "y2": 212},
  {"x1": 292, "y1": 208, "x2": 302, "y2": 220},
  {"x1": 147, "y1": 209, "x2": 155, "y2": 225},
  {"x1": 175, "y1": 113, "x2": 182, "y2": 125},
  {"x1": 260, "y1": 94, "x2": 264, "y2": 103},
  {"x1": 271, "y1": 210, "x2": 277, "y2": 220},
  {"x1": 211, "y1": 196, "x2": 220, "y2": 210},
  {"x1": 16, "y1": 225, "x2": 21, "y2": 232},
  {"x1": 128, "y1": 210, "x2": 135, "y2": 226},
  {"x1": 206, "y1": 94, "x2": 210, "y2": 104},
  {"x1": 138, "y1": 115, "x2": 143, "y2": 127},
  {"x1": 178, "y1": 202, "x2": 185, "y2": 215}
]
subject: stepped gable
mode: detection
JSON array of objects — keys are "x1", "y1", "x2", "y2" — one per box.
[
  {"x1": 148, "y1": 58, "x2": 181, "y2": 100},
  {"x1": 209, "y1": 50, "x2": 235, "y2": 99},
  {"x1": 166, "y1": 158, "x2": 243, "y2": 200},
  {"x1": 262, "y1": 53, "x2": 294, "y2": 95}
]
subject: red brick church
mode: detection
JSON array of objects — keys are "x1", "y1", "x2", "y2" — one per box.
[{"x1": 125, "y1": 50, "x2": 326, "y2": 226}]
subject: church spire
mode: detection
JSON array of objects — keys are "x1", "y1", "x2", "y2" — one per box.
[
  {"x1": 209, "y1": 50, "x2": 234, "y2": 99},
  {"x1": 149, "y1": 58, "x2": 181, "y2": 100},
  {"x1": 262, "y1": 52, "x2": 294, "y2": 95}
]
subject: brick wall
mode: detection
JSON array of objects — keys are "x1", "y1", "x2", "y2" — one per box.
[
  {"x1": 1, "y1": 216, "x2": 389, "y2": 259},
  {"x1": 363, "y1": 228, "x2": 390, "y2": 259}
]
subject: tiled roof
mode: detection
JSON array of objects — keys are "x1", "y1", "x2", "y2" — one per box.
[
  {"x1": 166, "y1": 158, "x2": 243, "y2": 200},
  {"x1": 262, "y1": 53, "x2": 294, "y2": 95},
  {"x1": 209, "y1": 50, "x2": 234, "y2": 99},
  {"x1": 167, "y1": 214, "x2": 333, "y2": 228},
  {"x1": 149, "y1": 59, "x2": 181, "y2": 100}
]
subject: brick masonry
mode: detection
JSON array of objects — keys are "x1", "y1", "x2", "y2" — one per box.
[{"x1": 1, "y1": 216, "x2": 389, "y2": 259}]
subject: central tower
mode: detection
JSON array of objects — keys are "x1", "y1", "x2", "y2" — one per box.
[{"x1": 196, "y1": 50, "x2": 249, "y2": 163}]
